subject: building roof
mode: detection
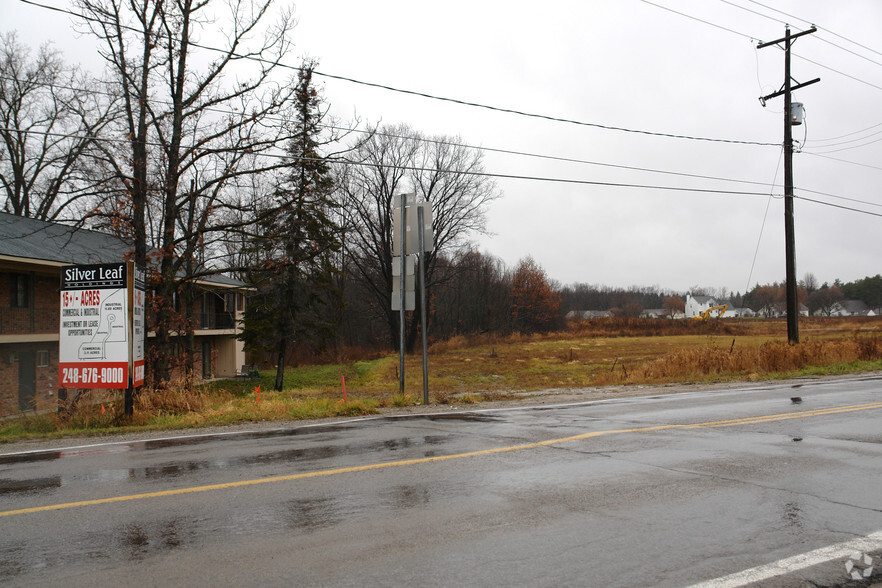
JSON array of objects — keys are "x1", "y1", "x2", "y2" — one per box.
[
  {"x1": 0, "y1": 211, "x2": 129, "y2": 265},
  {"x1": 688, "y1": 295, "x2": 717, "y2": 305},
  {"x1": 0, "y1": 212, "x2": 245, "y2": 287},
  {"x1": 836, "y1": 299, "x2": 871, "y2": 314}
]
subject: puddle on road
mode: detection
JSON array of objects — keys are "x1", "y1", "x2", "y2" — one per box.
[
  {"x1": 388, "y1": 484, "x2": 431, "y2": 509},
  {"x1": 420, "y1": 413, "x2": 498, "y2": 422},
  {"x1": 285, "y1": 483, "x2": 434, "y2": 532},
  {"x1": 138, "y1": 423, "x2": 353, "y2": 451},
  {"x1": 119, "y1": 520, "x2": 192, "y2": 559},
  {"x1": 6, "y1": 434, "x2": 453, "y2": 496},
  {"x1": 0, "y1": 517, "x2": 198, "y2": 578},
  {"x1": 0, "y1": 451, "x2": 62, "y2": 466},
  {"x1": 0, "y1": 476, "x2": 61, "y2": 495},
  {"x1": 0, "y1": 423, "x2": 359, "y2": 466}
]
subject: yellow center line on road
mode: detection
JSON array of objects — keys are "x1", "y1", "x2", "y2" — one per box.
[{"x1": 2, "y1": 400, "x2": 882, "y2": 518}]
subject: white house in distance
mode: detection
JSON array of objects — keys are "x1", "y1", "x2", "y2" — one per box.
[
  {"x1": 685, "y1": 295, "x2": 755, "y2": 319},
  {"x1": 827, "y1": 300, "x2": 875, "y2": 317},
  {"x1": 685, "y1": 295, "x2": 729, "y2": 318}
]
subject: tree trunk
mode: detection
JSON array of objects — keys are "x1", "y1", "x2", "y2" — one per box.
[{"x1": 274, "y1": 337, "x2": 286, "y2": 392}]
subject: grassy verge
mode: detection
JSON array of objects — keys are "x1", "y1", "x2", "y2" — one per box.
[{"x1": 3, "y1": 318, "x2": 881, "y2": 442}]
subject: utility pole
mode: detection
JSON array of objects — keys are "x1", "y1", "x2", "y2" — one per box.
[{"x1": 757, "y1": 26, "x2": 819, "y2": 344}]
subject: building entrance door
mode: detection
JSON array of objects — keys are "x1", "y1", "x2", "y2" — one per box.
[
  {"x1": 18, "y1": 351, "x2": 36, "y2": 411},
  {"x1": 202, "y1": 341, "x2": 211, "y2": 379}
]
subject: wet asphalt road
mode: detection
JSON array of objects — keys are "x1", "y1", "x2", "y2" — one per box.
[{"x1": 1, "y1": 376, "x2": 882, "y2": 587}]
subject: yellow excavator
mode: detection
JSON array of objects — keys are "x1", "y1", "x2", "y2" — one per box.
[{"x1": 694, "y1": 304, "x2": 728, "y2": 321}]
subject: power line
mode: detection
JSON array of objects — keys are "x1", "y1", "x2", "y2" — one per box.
[
  {"x1": 745, "y1": 0, "x2": 882, "y2": 59},
  {"x1": 804, "y1": 134, "x2": 882, "y2": 154},
  {"x1": 803, "y1": 151, "x2": 882, "y2": 172},
  {"x1": 792, "y1": 52, "x2": 882, "y2": 92},
  {"x1": 728, "y1": 0, "x2": 882, "y2": 93},
  {"x1": 1, "y1": 71, "x2": 784, "y2": 184},
  {"x1": 3, "y1": 68, "x2": 878, "y2": 208},
  {"x1": 721, "y1": 0, "x2": 882, "y2": 69},
  {"x1": 796, "y1": 194, "x2": 882, "y2": 218},
  {"x1": 9, "y1": 125, "x2": 882, "y2": 217},
  {"x1": 13, "y1": 0, "x2": 780, "y2": 147},
  {"x1": 808, "y1": 121, "x2": 882, "y2": 144},
  {"x1": 9, "y1": 1, "x2": 882, "y2": 217},
  {"x1": 310, "y1": 69, "x2": 778, "y2": 146},
  {"x1": 3, "y1": 117, "x2": 865, "y2": 207},
  {"x1": 642, "y1": 0, "x2": 882, "y2": 93},
  {"x1": 637, "y1": 0, "x2": 756, "y2": 40},
  {"x1": 0, "y1": 125, "x2": 771, "y2": 197},
  {"x1": 744, "y1": 146, "x2": 783, "y2": 296}
]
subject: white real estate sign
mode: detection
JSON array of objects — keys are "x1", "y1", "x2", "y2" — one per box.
[{"x1": 59, "y1": 262, "x2": 145, "y2": 389}]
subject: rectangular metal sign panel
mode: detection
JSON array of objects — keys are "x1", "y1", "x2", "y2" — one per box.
[
  {"x1": 59, "y1": 263, "x2": 130, "y2": 389},
  {"x1": 131, "y1": 263, "x2": 145, "y2": 388},
  {"x1": 391, "y1": 291, "x2": 415, "y2": 311},
  {"x1": 392, "y1": 200, "x2": 433, "y2": 255},
  {"x1": 408, "y1": 202, "x2": 433, "y2": 252},
  {"x1": 391, "y1": 207, "x2": 410, "y2": 256},
  {"x1": 392, "y1": 273, "x2": 416, "y2": 292},
  {"x1": 392, "y1": 255, "x2": 416, "y2": 276},
  {"x1": 392, "y1": 192, "x2": 418, "y2": 208}
]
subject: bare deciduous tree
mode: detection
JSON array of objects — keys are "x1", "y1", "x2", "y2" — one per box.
[
  {"x1": 76, "y1": 0, "x2": 299, "y2": 384},
  {"x1": 339, "y1": 124, "x2": 499, "y2": 350},
  {"x1": 0, "y1": 32, "x2": 114, "y2": 221},
  {"x1": 801, "y1": 272, "x2": 819, "y2": 295}
]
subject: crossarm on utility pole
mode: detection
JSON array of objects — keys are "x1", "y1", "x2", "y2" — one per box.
[
  {"x1": 756, "y1": 26, "x2": 817, "y2": 49},
  {"x1": 761, "y1": 78, "x2": 820, "y2": 105}
]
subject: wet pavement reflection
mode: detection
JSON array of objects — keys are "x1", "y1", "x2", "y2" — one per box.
[{"x1": 0, "y1": 434, "x2": 453, "y2": 497}]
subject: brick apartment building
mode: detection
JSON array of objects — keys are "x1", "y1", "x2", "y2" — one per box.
[{"x1": 0, "y1": 212, "x2": 247, "y2": 415}]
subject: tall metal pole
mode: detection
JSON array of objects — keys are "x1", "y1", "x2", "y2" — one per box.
[
  {"x1": 417, "y1": 205, "x2": 429, "y2": 405},
  {"x1": 783, "y1": 27, "x2": 799, "y2": 344},
  {"x1": 757, "y1": 26, "x2": 819, "y2": 345},
  {"x1": 398, "y1": 195, "x2": 407, "y2": 395}
]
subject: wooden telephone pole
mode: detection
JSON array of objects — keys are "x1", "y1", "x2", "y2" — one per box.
[{"x1": 757, "y1": 26, "x2": 820, "y2": 344}]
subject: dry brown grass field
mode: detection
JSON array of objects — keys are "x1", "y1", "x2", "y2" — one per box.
[
  {"x1": 417, "y1": 316, "x2": 882, "y2": 396},
  {"x1": 3, "y1": 316, "x2": 880, "y2": 440}
]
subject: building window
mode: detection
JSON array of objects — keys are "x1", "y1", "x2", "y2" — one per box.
[
  {"x1": 237, "y1": 293, "x2": 245, "y2": 312},
  {"x1": 37, "y1": 350, "x2": 50, "y2": 368},
  {"x1": 11, "y1": 274, "x2": 29, "y2": 308}
]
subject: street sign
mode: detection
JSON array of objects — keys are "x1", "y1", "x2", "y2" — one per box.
[
  {"x1": 391, "y1": 193, "x2": 435, "y2": 400},
  {"x1": 131, "y1": 264, "x2": 145, "y2": 387},
  {"x1": 392, "y1": 255, "x2": 416, "y2": 310},
  {"x1": 392, "y1": 201, "x2": 433, "y2": 256},
  {"x1": 391, "y1": 290, "x2": 415, "y2": 311}
]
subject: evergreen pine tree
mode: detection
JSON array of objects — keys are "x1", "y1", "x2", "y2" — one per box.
[{"x1": 240, "y1": 62, "x2": 341, "y2": 391}]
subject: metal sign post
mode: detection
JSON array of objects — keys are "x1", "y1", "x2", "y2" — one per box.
[
  {"x1": 391, "y1": 194, "x2": 433, "y2": 403},
  {"x1": 127, "y1": 263, "x2": 146, "y2": 414},
  {"x1": 417, "y1": 205, "x2": 429, "y2": 405},
  {"x1": 396, "y1": 193, "x2": 411, "y2": 396}
]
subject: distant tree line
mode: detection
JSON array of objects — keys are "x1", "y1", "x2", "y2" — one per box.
[
  {"x1": 338, "y1": 251, "x2": 562, "y2": 350},
  {"x1": 558, "y1": 284, "x2": 669, "y2": 317},
  {"x1": 742, "y1": 273, "x2": 882, "y2": 316}
]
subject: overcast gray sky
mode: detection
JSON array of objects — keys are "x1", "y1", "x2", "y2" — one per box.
[{"x1": 5, "y1": 0, "x2": 881, "y2": 293}]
